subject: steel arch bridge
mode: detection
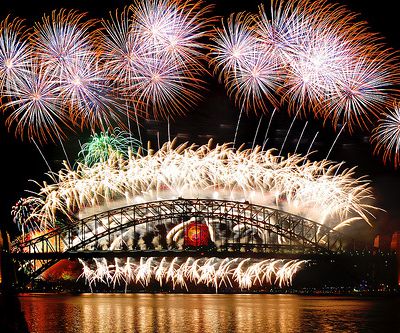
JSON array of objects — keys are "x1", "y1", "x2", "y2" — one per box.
[{"x1": 10, "y1": 198, "x2": 352, "y2": 285}]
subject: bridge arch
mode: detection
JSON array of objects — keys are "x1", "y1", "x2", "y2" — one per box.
[{"x1": 11, "y1": 198, "x2": 350, "y2": 284}]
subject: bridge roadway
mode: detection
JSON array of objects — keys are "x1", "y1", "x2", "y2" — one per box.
[{"x1": 10, "y1": 247, "x2": 336, "y2": 261}]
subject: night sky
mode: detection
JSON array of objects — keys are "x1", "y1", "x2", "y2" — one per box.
[{"x1": 0, "y1": 0, "x2": 399, "y2": 242}]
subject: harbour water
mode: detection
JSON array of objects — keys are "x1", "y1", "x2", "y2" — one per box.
[{"x1": 16, "y1": 293, "x2": 400, "y2": 333}]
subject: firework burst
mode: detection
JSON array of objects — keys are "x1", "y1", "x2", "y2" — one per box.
[
  {"x1": 31, "y1": 9, "x2": 96, "y2": 75},
  {"x1": 371, "y1": 104, "x2": 400, "y2": 168},
  {"x1": 130, "y1": 53, "x2": 204, "y2": 118},
  {"x1": 2, "y1": 60, "x2": 71, "y2": 143},
  {"x1": 11, "y1": 197, "x2": 43, "y2": 235},
  {"x1": 0, "y1": 16, "x2": 31, "y2": 93},
  {"x1": 99, "y1": 0, "x2": 214, "y2": 119},
  {"x1": 99, "y1": 7, "x2": 146, "y2": 97},
  {"x1": 226, "y1": 46, "x2": 282, "y2": 113},
  {"x1": 211, "y1": 12, "x2": 257, "y2": 81},
  {"x1": 211, "y1": 12, "x2": 282, "y2": 113},
  {"x1": 57, "y1": 52, "x2": 126, "y2": 130},
  {"x1": 127, "y1": 0, "x2": 212, "y2": 118},
  {"x1": 79, "y1": 128, "x2": 142, "y2": 166},
  {"x1": 211, "y1": 0, "x2": 400, "y2": 131},
  {"x1": 323, "y1": 52, "x2": 399, "y2": 132},
  {"x1": 1, "y1": 0, "x2": 214, "y2": 142},
  {"x1": 133, "y1": 0, "x2": 213, "y2": 69}
]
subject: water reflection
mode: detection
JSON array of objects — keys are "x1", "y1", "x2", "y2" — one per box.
[{"x1": 19, "y1": 294, "x2": 400, "y2": 333}]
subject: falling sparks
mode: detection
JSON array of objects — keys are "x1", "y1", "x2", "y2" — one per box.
[
  {"x1": 27, "y1": 139, "x2": 376, "y2": 231},
  {"x1": 78, "y1": 257, "x2": 307, "y2": 292}
]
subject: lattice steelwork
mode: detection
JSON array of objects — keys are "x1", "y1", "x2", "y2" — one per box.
[{"x1": 10, "y1": 198, "x2": 350, "y2": 283}]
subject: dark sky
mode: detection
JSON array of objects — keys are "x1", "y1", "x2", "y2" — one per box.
[{"x1": 0, "y1": 0, "x2": 399, "y2": 241}]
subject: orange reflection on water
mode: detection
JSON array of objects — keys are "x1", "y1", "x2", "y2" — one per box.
[{"x1": 19, "y1": 293, "x2": 400, "y2": 333}]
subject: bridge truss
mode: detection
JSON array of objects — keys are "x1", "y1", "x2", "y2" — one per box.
[{"x1": 10, "y1": 198, "x2": 352, "y2": 285}]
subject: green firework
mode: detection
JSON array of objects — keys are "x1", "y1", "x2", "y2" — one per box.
[{"x1": 79, "y1": 128, "x2": 142, "y2": 166}]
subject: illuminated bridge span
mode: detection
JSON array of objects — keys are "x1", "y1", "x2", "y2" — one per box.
[{"x1": 10, "y1": 198, "x2": 351, "y2": 284}]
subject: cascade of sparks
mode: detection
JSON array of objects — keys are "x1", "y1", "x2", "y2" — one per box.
[
  {"x1": 26, "y1": 139, "x2": 376, "y2": 232},
  {"x1": 78, "y1": 257, "x2": 307, "y2": 292}
]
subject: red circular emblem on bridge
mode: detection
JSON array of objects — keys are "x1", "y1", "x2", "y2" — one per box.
[{"x1": 184, "y1": 222, "x2": 210, "y2": 247}]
